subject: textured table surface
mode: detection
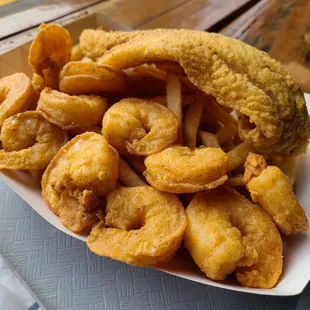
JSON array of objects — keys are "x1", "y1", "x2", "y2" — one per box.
[{"x1": 0, "y1": 180, "x2": 305, "y2": 310}]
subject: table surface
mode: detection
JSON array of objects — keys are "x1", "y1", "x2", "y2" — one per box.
[
  {"x1": 0, "y1": 180, "x2": 305, "y2": 310},
  {"x1": 0, "y1": 1, "x2": 310, "y2": 309}
]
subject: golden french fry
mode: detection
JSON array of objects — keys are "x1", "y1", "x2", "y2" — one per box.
[
  {"x1": 199, "y1": 130, "x2": 220, "y2": 148},
  {"x1": 118, "y1": 158, "x2": 147, "y2": 187},
  {"x1": 227, "y1": 174, "x2": 244, "y2": 187},
  {"x1": 216, "y1": 123, "x2": 238, "y2": 144},
  {"x1": 167, "y1": 72, "x2": 183, "y2": 142},
  {"x1": 81, "y1": 56, "x2": 93, "y2": 63},
  {"x1": 125, "y1": 155, "x2": 146, "y2": 174},
  {"x1": 71, "y1": 44, "x2": 84, "y2": 61},
  {"x1": 227, "y1": 141, "x2": 256, "y2": 171},
  {"x1": 205, "y1": 96, "x2": 237, "y2": 126},
  {"x1": 184, "y1": 93, "x2": 204, "y2": 148}
]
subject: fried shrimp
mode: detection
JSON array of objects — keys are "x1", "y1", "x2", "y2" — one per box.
[
  {"x1": 87, "y1": 186, "x2": 187, "y2": 266},
  {"x1": 37, "y1": 88, "x2": 108, "y2": 130},
  {"x1": 184, "y1": 188, "x2": 282, "y2": 288},
  {"x1": 42, "y1": 133, "x2": 119, "y2": 232},
  {"x1": 244, "y1": 153, "x2": 309, "y2": 235},
  {"x1": 28, "y1": 24, "x2": 72, "y2": 88},
  {"x1": 144, "y1": 146, "x2": 228, "y2": 193},
  {"x1": 0, "y1": 73, "x2": 37, "y2": 127},
  {"x1": 102, "y1": 98, "x2": 179, "y2": 155},
  {"x1": 0, "y1": 111, "x2": 68, "y2": 170},
  {"x1": 59, "y1": 62, "x2": 128, "y2": 95}
]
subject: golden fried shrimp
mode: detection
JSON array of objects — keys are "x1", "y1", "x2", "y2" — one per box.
[
  {"x1": 37, "y1": 88, "x2": 108, "y2": 130},
  {"x1": 0, "y1": 73, "x2": 37, "y2": 127},
  {"x1": 28, "y1": 24, "x2": 72, "y2": 88},
  {"x1": 87, "y1": 186, "x2": 187, "y2": 266},
  {"x1": 184, "y1": 188, "x2": 282, "y2": 288},
  {"x1": 144, "y1": 146, "x2": 228, "y2": 193},
  {"x1": 42, "y1": 133, "x2": 119, "y2": 232},
  {"x1": 244, "y1": 153, "x2": 309, "y2": 235},
  {"x1": 59, "y1": 62, "x2": 128, "y2": 95},
  {"x1": 102, "y1": 98, "x2": 179, "y2": 155},
  {"x1": 0, "y1": 111, "x2": 68, "y2": 170}
]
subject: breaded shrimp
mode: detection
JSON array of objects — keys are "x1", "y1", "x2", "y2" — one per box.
[{"x1": 184, "y1": 188, "x2": 282, "y2": 288}]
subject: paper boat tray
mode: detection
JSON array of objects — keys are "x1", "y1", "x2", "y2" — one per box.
[{"x1": 0, "y1": 13, "x2": 309, "y2": 296}]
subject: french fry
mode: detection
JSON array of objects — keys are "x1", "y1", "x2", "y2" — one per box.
[
  {"x1": 167, "y1": 72, "x2": 183, "y2": 142},
  {"x1": 227, "y1": 175, "x2": 244, "y2": 187},
  {"x1": 216, "y1": 123, "x2": 238, "y2": 144},
  {"x1": 220, "y1": 106, "x2": 233, "y2": 113},
  {"x1": 118, "y1": 158, "x2": 146, "y2": 187},
  {"x1": 155, "y1": 62, "x2": 185, "y2": 75},
  {"x1": 81, "y1": 56, "x2": 93, "y2": 63},
  {"x1": 125, "y1": 155, "x2": 146, "y2": 174},
  {"x1": 179, "y1": 76, "x2": 197, "y2": 92},
  {"x1": 199, "y1": 130, "x2": 220, "y2": 148},
  {"x1": 134, "y1": 64, "x2": 166, "y2": 81},
  {"x1": 270, "y1": 156, "x2": 297, "y2": 186},
  {"x1": 227, "y1": 141, "x2": 256, "y2": 171},
  {"x1": 142, "y1": 95, "x2": 194, "y2": 106},
  {"x1": 204, "y1": 96, "x2": 237, "y2": 126},
  {"x1": 184, "y1": 93, "x2": 204, "y2": 148},
  {"x1": 200, "y1": 111, "x2": 222, "y2": 133},
  {"x1": 222, "y1": 140, "x2": 236, "y2": 152},
  {"x1": 71, "y1": 44, "x2": 84, "y2": 61},
  {"x1": 126, "y1": 71, "x2": 167, "y2": 96}
]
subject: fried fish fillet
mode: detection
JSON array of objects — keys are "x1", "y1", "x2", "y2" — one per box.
[{"x1": 80, "y1": 29, "x2": 310, "y2": 156}]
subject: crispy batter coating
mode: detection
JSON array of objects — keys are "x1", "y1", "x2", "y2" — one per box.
[
  {"x1": 42, "y1": 133, "x2": 119, "y2": 232},
  {"x1": 245, "y1": 153, "x2": 309, "y2": 235},
  {"x1": 102, "y1": 98, "x2": 179, "y2": 155},
  {"x1": 29, "y1": 24, "x2": 72, "y2": 88},
  {"x1": 184, "y1": 188, "x2": 282, "y2": 288},
  {"x1": 87, "y1": 186, "x2": 187, "y2": 266},
  {"x1": 144, "y1": 146, "x2": 228, "y2": 193},
  {"x1": 0, "y1": 73, "x2": 37, "y2": 127},
  {"x1": 80, "y1": 28, "x2": 309, "y2": 156},
  {"x1": 59, "y1": 61, "x2": 128, "y2": 95},
  {"x1": 37, "y1": 88, "x2": 108, "y2": 130},
  {"x1": 0, "y1": 111, "x2": 68, "y2": 170}
]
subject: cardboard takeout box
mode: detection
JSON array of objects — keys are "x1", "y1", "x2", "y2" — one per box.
[{"x1": 0, "y1": 13, "x2": 309, "y2": 296}]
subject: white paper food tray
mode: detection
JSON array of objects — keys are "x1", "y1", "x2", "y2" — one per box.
[{"x1": 0, "y1": 13, "x2": 309, "y2": 296}]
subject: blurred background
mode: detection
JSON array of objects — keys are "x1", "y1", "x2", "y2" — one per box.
[{"x1": 0, "y1": 0, "x2": 309, "y2": 92}]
